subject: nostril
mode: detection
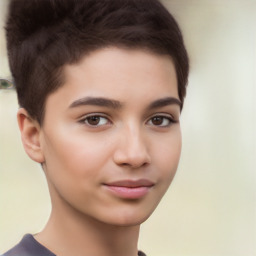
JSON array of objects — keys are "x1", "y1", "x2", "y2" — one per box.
[
  {"x1": 121, "y1": 158, "x2": 150, "y2": 169},
  {"x1": 113, "y1": 131, "x2": 151, "y2": 168}
]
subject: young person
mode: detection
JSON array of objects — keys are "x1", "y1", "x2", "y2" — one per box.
[{"x1": 2, "y1": 0, "x2": 189, "y2": 255}]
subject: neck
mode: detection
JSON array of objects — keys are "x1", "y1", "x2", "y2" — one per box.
[{"x1": 35, "y1": 198, "x2": 140, "y2": 256}]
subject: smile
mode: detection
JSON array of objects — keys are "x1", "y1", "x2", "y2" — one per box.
[{"x1": 103, "y1": 179, "x2": 155, "y2": 199}]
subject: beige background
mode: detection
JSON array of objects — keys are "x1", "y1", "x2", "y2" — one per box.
[{"x1": 0, "y1": 0, "x2": 255, "y2": 255}]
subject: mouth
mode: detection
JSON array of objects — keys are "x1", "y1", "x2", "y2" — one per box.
[{"x1": 103, "y1": 179, "x2": 155, "y2": 199}]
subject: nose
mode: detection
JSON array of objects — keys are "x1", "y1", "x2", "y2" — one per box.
[{"x1": 113, "y1": 125, "x2": 151, "y2": 169}]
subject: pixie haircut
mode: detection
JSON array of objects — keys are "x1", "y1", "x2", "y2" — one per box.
[{"x1": 6, "y1": 0, "x2": 189, "y2": 125}]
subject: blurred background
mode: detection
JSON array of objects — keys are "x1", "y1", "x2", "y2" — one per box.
[{"x1": 0, "y1": 0, "x2": 255, "y2": 255}]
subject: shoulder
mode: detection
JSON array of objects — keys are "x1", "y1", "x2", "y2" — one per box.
[
  {"x1": 2, "y1": 234, "x2": 146, "y2": 256},
  {"x1": 1, "y1": 234, "x2": 31, "y2": 256},
  {"x1": 1, "y1": 234, "x2": 56, "y2": 256}
]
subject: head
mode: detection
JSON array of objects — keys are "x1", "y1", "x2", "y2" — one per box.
[
  {"x1": 6, "y1": 0, "x2": 189, "y2": 125},
  {"x1": 5, "y1": 0, "x2": 189, "y2": 226}
]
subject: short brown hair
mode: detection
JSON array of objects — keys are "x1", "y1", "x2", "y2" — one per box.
[{"x1": 6, "y1": 0, "x2": 189, "y2": 125}]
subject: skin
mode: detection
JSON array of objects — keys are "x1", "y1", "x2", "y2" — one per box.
[{"x1": 18, "y1": 47, "x2": 182, "y2": 256}]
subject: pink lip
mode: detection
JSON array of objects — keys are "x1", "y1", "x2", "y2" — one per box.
[{"x1": 103, "y1": 179, "x2": 154, "y2": 199}]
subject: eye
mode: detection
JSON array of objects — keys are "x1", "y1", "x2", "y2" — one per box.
[
  {"x1": 147, "y1": 115, "x2": 175, "y2": 127},
  {"x1": 80, "y1": 115, "x2": 110, "y2": 127}
]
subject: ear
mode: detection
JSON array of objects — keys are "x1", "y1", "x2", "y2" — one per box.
[{"x1": 17, "y1": 108, "x2": 45, "y2": 163}]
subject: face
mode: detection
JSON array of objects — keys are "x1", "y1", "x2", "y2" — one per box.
[{"x1": 39, "y1": 47, "x2": 181, "y2": 226}]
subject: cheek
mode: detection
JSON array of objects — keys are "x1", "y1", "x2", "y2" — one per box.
[
  {"x1": 41, "y1": 133, "x2": 109, "y2": 204},
  {"x1": 42, "y1": 129, "x2": 114, "y2": 180},
  {"x1": 153, "y1": 130, "x2": 182, "y2": 183}
]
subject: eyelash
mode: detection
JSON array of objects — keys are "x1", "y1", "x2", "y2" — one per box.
[
  {"x1": 78, "y1": 113, "x2": 177, "y2": 128},
  {"x1": 79, "y1": 114, "x2": 111, "y2": 127},
  {"x1": 146, "y1": 115, "x2": 176, "y2": 127}
]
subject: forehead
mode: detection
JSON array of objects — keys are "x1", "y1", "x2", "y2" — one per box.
[{"x1": 44, "y1": 47, "x2": 178, "y2": 114}]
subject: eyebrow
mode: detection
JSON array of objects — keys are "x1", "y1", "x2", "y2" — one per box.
[
  {"x1": 148, "y1": 97, "x2": 182, "y2": 110},
  {"x1": 69, "y1": 96, "x2": 181, "y2": 110},
  {"x1": 69, "y1": 97, "x2": 122, "y2": 109}
]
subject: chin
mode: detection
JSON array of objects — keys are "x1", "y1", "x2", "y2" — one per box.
[
  {"x1": 107, "y1": 216, "x2": 150, "y2": 227},
  {"x1": 100, "y1": 206, "x2": 154, "y2": 227}
]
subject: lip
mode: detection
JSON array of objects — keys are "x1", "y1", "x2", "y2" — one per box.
[{"x1": 103, "y1": 179, "x2": 154, "y2": 199}]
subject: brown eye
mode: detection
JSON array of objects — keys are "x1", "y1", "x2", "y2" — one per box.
[
  {"x1": 151, "y1": 116, "x2": 164, "y2": 126},
  {"x1": 87, "y1": 116, "x2": 101, "y2": 125},
  {"x1": 147, "y1": 115, "x2": 174, "y2": 127},
  {"x1": 81, "y1": 115, "x2": 109, "y2": 127}
]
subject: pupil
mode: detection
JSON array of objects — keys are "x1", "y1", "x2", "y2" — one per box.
[
  {"x1": 88, "y1": 116, "x2": 100, "y2": 125},
  {"x1": 152, "y1": 117, "x2": 163, "y2": 125}
]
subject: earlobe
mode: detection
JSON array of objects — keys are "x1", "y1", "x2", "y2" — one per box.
[{"x1": 17, "y1": 108, "x2": 45, "y2": 163}]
